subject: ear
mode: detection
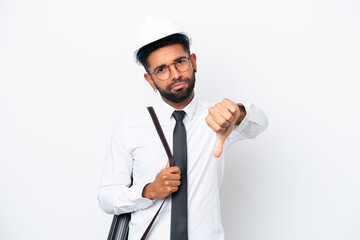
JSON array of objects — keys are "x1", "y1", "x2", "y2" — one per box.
[
  {"x1": 144, "y1": 73, "x2": 157, "y2": 90},
  {"x1": 190, "y1": 53, "x2": 197, "y2": 72}
]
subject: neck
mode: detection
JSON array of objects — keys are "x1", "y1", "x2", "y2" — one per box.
[{"x1": 162, "y1": 91, "x2": 195, "y2": 110}]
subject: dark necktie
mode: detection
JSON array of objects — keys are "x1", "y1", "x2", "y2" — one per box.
[{"x1": 171, "y1": 110, "x2": 188, "y2": 240}]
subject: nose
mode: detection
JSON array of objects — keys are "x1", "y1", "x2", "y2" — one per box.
[{"x1": 169, "y1": 64, "x2": 181, "y2": 80}]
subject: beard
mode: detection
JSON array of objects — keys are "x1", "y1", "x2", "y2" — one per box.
[{"x1": 153, "y1": 71, "x2": 196, "y2": 103}]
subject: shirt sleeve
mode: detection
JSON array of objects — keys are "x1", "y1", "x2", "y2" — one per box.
[
  {"x1": 226, "y1": 102, "x2": 269, "y2": 144},
  {"x1": 97, "y1": 115, "x2": 154, "y2": 215}
]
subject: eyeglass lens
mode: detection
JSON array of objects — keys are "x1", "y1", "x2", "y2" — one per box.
[{"x1": 154, "y1": 58, "x2": 190, "y2": 81}]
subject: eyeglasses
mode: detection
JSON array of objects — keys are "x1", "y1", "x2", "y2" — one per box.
[{"x1": 151, "y1": 57, "x2": 191, "y2": 81}]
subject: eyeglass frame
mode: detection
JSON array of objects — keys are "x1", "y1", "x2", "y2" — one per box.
[{"x1": 150, "y1": 56, "x2": 192, "y2": 81}]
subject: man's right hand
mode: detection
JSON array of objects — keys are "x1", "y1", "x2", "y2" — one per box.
[{"x1": 142, "y1": 166, "x2": 181, "y2": 199}]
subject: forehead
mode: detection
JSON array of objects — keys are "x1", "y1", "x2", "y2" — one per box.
[{"x1": 147, "y1": 44, "x2": 187, "y2": 69}]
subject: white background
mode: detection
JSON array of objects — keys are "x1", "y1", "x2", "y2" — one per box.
[{"x1": 1, "y1": 0, "x2": 359, "y2": 239}]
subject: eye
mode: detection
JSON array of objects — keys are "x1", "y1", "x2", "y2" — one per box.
[
  {"x1": 177, "y1": 59, "x2": 185, "y2": 65},
  {"x1": 155, "y1": 67, "x2": 165, "y2": 74}
]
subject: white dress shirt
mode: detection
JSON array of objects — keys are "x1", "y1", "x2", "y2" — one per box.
[{"x1": 97, "y1": 97, "x2": 268, "y2": 240}]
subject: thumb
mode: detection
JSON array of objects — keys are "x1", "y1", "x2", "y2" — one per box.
[
  {"x1": 213, "y1": 133, "x2": 226, "y2": 158},
  {"x1": 166, "y1": 160, "x2": 170, "y2": 168}
]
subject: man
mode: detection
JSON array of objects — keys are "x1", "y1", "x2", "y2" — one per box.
[{"x1": 98, "y1": 15, "x2": 268, "y2": 240}]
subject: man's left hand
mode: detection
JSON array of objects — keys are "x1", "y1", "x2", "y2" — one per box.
[{"x1": 205, "y1": 98, "x2": 246, "y2": 158}]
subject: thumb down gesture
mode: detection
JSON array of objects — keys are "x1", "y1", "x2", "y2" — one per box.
[{"x1": 205, "y1": 99, "x2": 246, "y2": 158}]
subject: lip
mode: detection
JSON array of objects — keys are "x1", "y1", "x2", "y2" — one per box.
[{"x1": 171, "y1": 82, "x2": 186, "y2": 90}]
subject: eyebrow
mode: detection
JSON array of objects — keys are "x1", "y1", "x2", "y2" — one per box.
[{"x1": 153, "y1": 56, "x2": 188, "y2": 72}]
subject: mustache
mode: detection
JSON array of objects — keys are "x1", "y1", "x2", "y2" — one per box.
[{"x1": 167, "y1": 78, "x2": 191, "y2": 90}]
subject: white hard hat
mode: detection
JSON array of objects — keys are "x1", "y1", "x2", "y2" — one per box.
[{"x1": 134, "y1": 14, "x2": 191, "y2": 64}]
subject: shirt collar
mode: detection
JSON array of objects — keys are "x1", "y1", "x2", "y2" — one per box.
[{"x1": 159, "y1": 96, "x2": 198, "y2": 122}]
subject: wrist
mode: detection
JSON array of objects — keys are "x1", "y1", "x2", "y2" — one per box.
[
  {"x1": 142, "y1": 183, "x2": 154, "y2": 199},
  {"x1": 236, "y1": 103, "x2": 246, "y2": 125}
]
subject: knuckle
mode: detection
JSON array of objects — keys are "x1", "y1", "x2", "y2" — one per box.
[
  {"x1": 222, "y1": 122, "x2": 230, "y2": 129},
  {"x1": 208, "y1": 107, "x2": 215, "y2": 114},
  {"x1": 225, "y1": 113, "x2": 233, "y2": 121},
  {"x1": 230, "y1": 105, "x2": 237, "y2": 113},
  {"x1": 205, "y1": 115, "x2": 210, "y2": 122},
  {"x1": 205, "y1": 116, "x2": 210, "y2": 125},
  {"x1": 215, "y1": 125, "x2": 223, "y2": 132},
  {"x1": 219, "y1": 119, "x2": 227, "y2": 126},
  {"x1": 206, "y1": 116, "x2": 214, "y2": 127},
  {"x1": 217, "y1": 126, "x2": 225, "y2": 133},
  {"x1": 223, "y1": 98, "x2": 235, "y2": 109}
]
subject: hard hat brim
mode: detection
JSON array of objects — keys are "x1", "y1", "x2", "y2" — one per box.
[{"x1": 134, "y1": 33, "x2": 191, "y2": 65}]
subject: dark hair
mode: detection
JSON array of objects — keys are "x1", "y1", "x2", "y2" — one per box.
[{"x1": 139, "y1": 34, "x2": 190, "y2": 72}]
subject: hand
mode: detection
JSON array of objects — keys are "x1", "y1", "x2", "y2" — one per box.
[
  {"x1": 142, "y1": 164, "x2": 181, "y2": 199},
  {"x1": 205, "y1": 98, "x2": 244, "y2": 158}
]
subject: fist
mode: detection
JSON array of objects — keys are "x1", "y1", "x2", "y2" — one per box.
[
  {"x1": 142, "y1": 166, "x2": 181, "y2": 199},
  {"x1": 205, "y1": 98, "x2": 243, "y2": 158}
]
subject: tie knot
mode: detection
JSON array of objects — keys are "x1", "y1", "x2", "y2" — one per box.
[{"x1": 172, "y1": 110, "x2": 186, "y2": 121}]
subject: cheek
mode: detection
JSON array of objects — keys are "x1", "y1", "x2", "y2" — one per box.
[{"x1": 153, "y1": 80, "x2": 168, "y2": 90}]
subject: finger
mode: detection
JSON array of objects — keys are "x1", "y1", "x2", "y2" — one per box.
[
  {"x1": 213, "y1": 133, "x2": 226, "y2": 158},
  {"x1": 169, "y1": 180, "x2": 181, "y2": 187},
  {"x1": 209, "y1": 105, "x2": 232, "y2": 128},
  {"x1": 206, "y1": 114, "x2": 225, "y2": 133},
  {"x1": 166, "y1": 161, "x2": 170, "y2": 168},
  {"x1": 168, "y1": 186, "x2": 179, "y2": 194},
  {"x1": 222, "y1": 98, "x2": 238, "y2": 114},
  {"x1": 162, "y1": 170, "x2": 181, "y2": 180},
  {"x1": 167, "y1": 173, "x2": 181, "y2": 181},
  {"x1": 160, "y1": 166, "x2": 179, "y2": 178},
  {"x1": 163, "y1": 177, "x2": 181, "y2": 186},
  {"x1": 217, "y1": 99, "x2": 238, "y2": 118},
  {"x1": 216, "y1": 102, "x2": 235, "y2": 123},
  {"x1": 166, "y1": 166, "x2": 181, "y2": 174}
]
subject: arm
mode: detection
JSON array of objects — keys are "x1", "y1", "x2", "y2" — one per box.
[
  {"x1": 229, "y1": 102, "x2": 268, "y2": 141},
  {"x1": 97, "y1": 117, "x2": 153, "y2": 215},
  {"x1": 97, "y1": 116, "x2": 183, "y2": 214}
]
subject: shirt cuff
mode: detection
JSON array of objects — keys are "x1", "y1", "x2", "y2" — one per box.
[
  {"x1": 234, "y1": 103, "x2": 251, "y2": 132},
  {"x1": 227, "y1": 103, "x2": 252, "y2": 142},
  {"x1": 130, "y1": 183, "x2": 155, "y2": 210}
]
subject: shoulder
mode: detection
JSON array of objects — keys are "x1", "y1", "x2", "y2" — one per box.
[
  {"x1": 111, "y1": 106, "x2": 157, "y2": 146},
  {"x1": 116, "y1": 106, "x2": 155, "y2": 128}
]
